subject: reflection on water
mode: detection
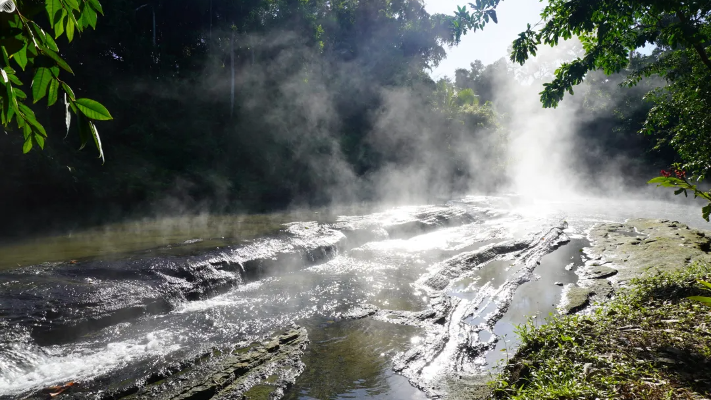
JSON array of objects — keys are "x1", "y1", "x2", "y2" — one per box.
[
  {"x1": 284, "y1": 318, "x2": 427, "y2": 400},
  {"x1": 449, "y1": 260, "x2": 516, "y2": 301},
  {"x1": 0, "y1": 195, "x2": 707, "y2": 399},
  {"x1": 484, "y1": 238, "x2": 589, "y2": 368},
  {"x1": 0, "y1": 204, "x2": 389, "y2": 271}
]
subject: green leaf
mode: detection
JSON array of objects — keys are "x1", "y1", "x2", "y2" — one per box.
[
  {"x1": 13, "y1": 88, "x2": 27, "y2": 99},
  {"x1": 87, "y1": 0, "x2": 104, "y2": 15},
  {"x1": 698, "y1": 280, "x2": 711, "y2": 290},
  {"x1": 32, "y1": 67, "x2": 53, "y2": 103},
  {"x1": 34, "y1": 133, "x2": 45, "y2": 149},
  {"x1": 45, "y1": 34, "x2": 59, "y2": 52},
  {"x1": 688, "y1": 296, "x2": 711, "y2": 304},
  {"x1": 31, "y1": 23, "x2": 60, "y2": 52},
  {"x1": 18, "y1": 103, "x2": 47, "y2": 137},
  {"x1": 75, "y1": 98, "x2": 112, "y2": 120},
  {"x1": 41, "y1": 47, "x2": 73, "y2": 74},
  {"x1": 1, "y1": 46, "x2": 10, "y2": 66},
  {"x1": 45, "y1": 0, "x2": 63, "y2": 28},
  {"x1": 81, "y1": 4, "x2": 98, "y2": 30},
  {"x1": 63, "y1": 0, "x2": 80, "y2": 10},
  {"x1": 66, "y1": 16, "x2": 75, "y2": 42},
  {"x1": 5, "y1": 81, "x2": 20, "y2": 116},
  {"x1": 12, "y1": 45, "x2": 28, "y2": 71},
  {"x1": 647, "y1": 176, "x2": 686, "y2": 187},
  {"x1": 703, "y1": 204, "x2": 711, "y2": 222},
  {"x1": 23, "y1": 138, "x2": 33, "y2": 153},
  {"x1": 48, "y1": 78, "x2": 59, "y2": 106},
  {"x1": 6, "y1": 71, "x2": 22, "y2": 86},
  {"x1": 54, "y1": 9, "x2": 68, "y2": 39},
  {"x1": 62, "y1": 82, "x2": 75, "y2": 100}
]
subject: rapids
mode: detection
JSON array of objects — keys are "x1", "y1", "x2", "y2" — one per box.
[{"x1": 0, "y1": 195, "x2": 705, "y2": 399}]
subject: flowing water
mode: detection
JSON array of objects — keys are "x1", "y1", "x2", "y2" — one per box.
[{"x1": 0, "y1": 195, "x2": 706, "y2": 399}]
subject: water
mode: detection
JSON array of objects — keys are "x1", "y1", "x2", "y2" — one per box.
[{"x1": 0, "y1": 195, "x2": 705, "y2": 399}]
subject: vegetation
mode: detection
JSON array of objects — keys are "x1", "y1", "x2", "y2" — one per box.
[
  {"x1": 0, "y1": 0, "x2": 503, "y2": 236},
  {"x1": 0, "y1": 0, "x2": 688, "y2": 236},
  {"x1": 1, "y1": 0, "x2": 111, "y2": 159},
  {"x1": 490, "y1": 262, "x2": 711, "y2": 399},
  {"x1": 457, "y1": 0, "x2": 711, "y2": 217}
]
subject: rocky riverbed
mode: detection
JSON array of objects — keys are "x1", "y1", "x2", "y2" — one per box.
[
  {"x1": 1, "y1": 196, "x2": 707, "y2": 400},
  {"x1": 560, "y1": 218, "x2": 711, "y2": 315}
]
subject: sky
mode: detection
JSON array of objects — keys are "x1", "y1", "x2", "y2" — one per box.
[{"x1": 424, "y1": 0, "x2": 545, "y2": 80}]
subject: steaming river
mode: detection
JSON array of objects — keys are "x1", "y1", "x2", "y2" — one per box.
[{"x1": 0, "y1": 195, "x2": 705, "y2": 399}]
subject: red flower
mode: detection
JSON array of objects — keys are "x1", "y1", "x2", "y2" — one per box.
[
  {"x1": 675, "y1": 169, "x2": 687, "y2": 178},
  {"x1": 661, "y1": 170, "x2": 672, "y2": 177}
]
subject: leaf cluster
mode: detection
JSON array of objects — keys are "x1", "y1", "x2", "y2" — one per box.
[
  {"x1": 1, "y1": 0, "x2": 111, "y2": 160},
  {"x1": 508, "y1": 0, "x2": 711, "y2": 108},
  {"x1": 448, "y1": 0, "x2": 500, "y2": 44}
]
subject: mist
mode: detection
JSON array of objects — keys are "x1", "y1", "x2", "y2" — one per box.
[{"x1": 0, "y1": 0, "x2": 688, "y2": 240}]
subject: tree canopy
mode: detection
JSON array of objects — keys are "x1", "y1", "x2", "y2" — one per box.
[{"x1": 455, "y1": 0, "x2": 711, "y2": 217}]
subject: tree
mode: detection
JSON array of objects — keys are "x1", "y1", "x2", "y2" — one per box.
[
  {"x1": 0, "y1": 0, "x2": 111, "y2": 160},
  {"x1": 454, "y1": 0, "x2": 711, "y2": 219}
]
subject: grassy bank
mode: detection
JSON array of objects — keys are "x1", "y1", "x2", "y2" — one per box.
[{"x1": 490, "y1": 263, "x2": 711, "y2": 400}]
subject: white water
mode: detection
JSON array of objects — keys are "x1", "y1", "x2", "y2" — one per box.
[{"x1": 0, "y1": 195, "x2": 706, "y2": 398}]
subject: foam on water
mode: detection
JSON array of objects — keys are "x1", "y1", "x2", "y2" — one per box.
[{"x1": 0, "y1": 329, "x2": 181, "y2": 395}]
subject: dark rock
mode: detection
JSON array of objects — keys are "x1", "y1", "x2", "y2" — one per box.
[{"x1": 107, "y1": 327, "x2": 308, "y2": 400}]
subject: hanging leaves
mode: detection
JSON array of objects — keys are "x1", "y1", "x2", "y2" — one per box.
[
  {"x1": 0, "y1": 0, "x2": 110, "y2": 159},
  {"x1": 31, "y1": 67, "x2": 53, "y2": 103},
  {"x1": 75, "y1": 98, "x2": 113, "y2": 120}
]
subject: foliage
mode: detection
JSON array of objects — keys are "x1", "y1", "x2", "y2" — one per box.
[
  {"x1": 1, "y1": 0, "x2": 111, "y2": 160},
  {"x1": 687, "y1": 280, "x2": 711, "y2": 306},
  {"x1": 633, "y1": 49, "x2": 711, "y2": 179},
  {"x1": 506, "y1": 0, "x2": 711, "y2": 183},
  {"x1": 491, "y1": 262, "x2": 711, "y2": 399},
  {"x1": 453, "y1": 59, "x2": 512, "y2": 104},
  {"x1": 453, "y1": 0, "x2": 711, "y2": 215},
  {"x1": 506, "y1": 0, "x2": 711, "y2": 107},
  {"x1": 649, "y1": 172, "x2": 711, "y2": 221},
  {"x1": 0, "y1": 0, "x2": 512, "y2": 235},
  {"x1": 449, "y1": 0, "x2": 501, "y2": 43}
]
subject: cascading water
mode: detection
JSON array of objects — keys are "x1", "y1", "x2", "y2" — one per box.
[{"x1": 0, "y1": 195, "x2": 704, "y2": 399}]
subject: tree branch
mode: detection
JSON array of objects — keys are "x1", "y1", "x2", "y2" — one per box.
[{"x1": 676, "y1": 10, "x2": 711, "y2": 73}]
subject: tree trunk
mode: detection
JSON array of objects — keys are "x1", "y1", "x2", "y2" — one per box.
[{"x1": 676, "y1": 10, "x2": 711, "y2": 73}]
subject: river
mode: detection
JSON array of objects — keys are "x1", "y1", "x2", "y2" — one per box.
[{"x1": 0, "y1": 195, "x2": 705, "y2": 399}]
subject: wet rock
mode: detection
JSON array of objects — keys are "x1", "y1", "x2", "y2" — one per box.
[
  {"x1": 331, "y1": 205, "x2": 475, "y2": 245},
  {"x1": 422, "y1": 240, "x2": 531, "y2": 291},
  {"x1": 588, "y1": 219, "x2": 711, "y2": 286},
  {"x1": 391, "y1": 223, "x2": 571, "y2": 398},
  {"x1": 335, "y1": 303, "x2": 379, "y2": 320},
  {"x1": 68, "y1": 327, "x2": 311, "y2": 400},
  {"x1": 0, "y1": 225, "x2": 346, "y2": 346},
  {"x1": 580, "y1": 264, "x2": 618, "y2": 280},
  {"x1": 559, "y1": 285, "x2": 593, "y2": 314}
]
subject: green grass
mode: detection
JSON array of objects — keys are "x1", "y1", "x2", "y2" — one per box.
[{"x1": 490, "y1": 262, "x2": 711, "y2": 400}]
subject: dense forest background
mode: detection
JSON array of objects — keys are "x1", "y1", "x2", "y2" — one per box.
[{"x1": 0, "y1": 0, "x2": 676, "y2": 239}]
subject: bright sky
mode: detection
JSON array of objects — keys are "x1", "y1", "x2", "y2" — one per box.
[{"x1": 424, "y1": 0, "x2": 545, "y2": 79}]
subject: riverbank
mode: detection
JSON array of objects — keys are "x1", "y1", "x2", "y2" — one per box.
[{"x1": 490, "y1": 219, "x2": 711, "y2": 399}]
